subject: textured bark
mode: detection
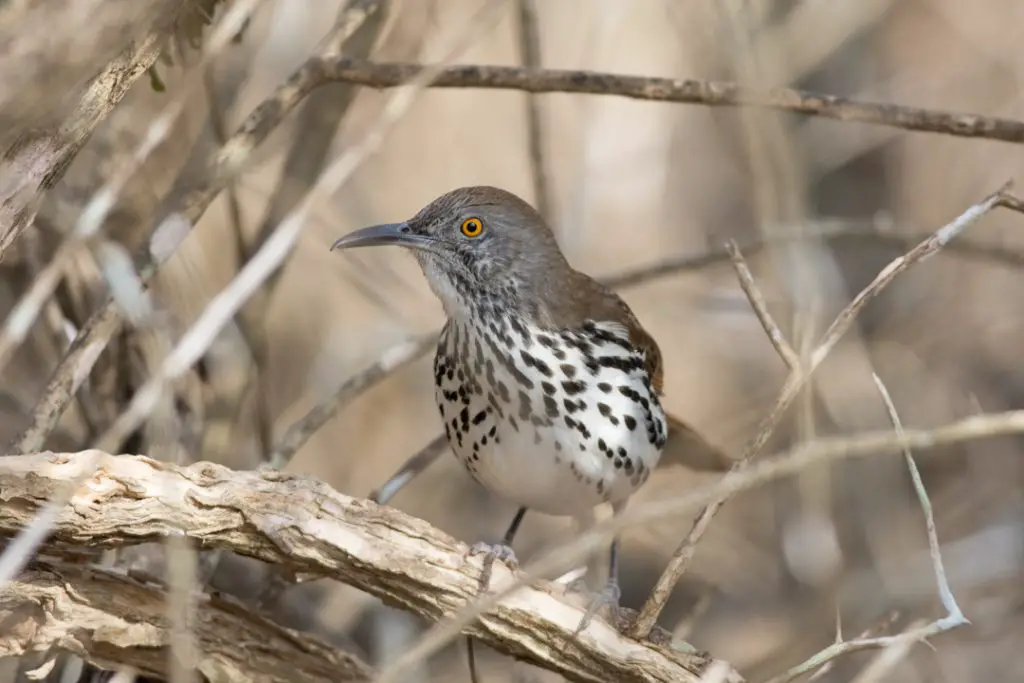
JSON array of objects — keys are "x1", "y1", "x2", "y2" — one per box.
[
  {"x1": 0, "y1": 451, "x2": 739, "y2": 683},
  {"x1": 0, "y1": 563, "x2": 373, "y2": 682}
]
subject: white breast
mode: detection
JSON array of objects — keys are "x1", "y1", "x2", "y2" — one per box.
[{"x1": 434, "y1": 316, "x2": 667, "y2": 517}]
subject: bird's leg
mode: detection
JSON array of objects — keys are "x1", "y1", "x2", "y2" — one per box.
[
  {"x1": 569, "y1": 501, "x2": 627, "y2": 635},
  {"x1": 572, "y1": 539, "x2": 624, "y2": 635},
  {"x1": 471, "y1": 506, "x2": 527, "y2": 589}
]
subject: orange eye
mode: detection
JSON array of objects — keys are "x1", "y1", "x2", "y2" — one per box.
[{"x1": 460, "y1": 217, "x2": 483, "y2": 238}]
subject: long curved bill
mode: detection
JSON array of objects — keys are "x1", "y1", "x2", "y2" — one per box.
[{"x1": 330, "y1": 222, "x2": 433, "y2": 251}]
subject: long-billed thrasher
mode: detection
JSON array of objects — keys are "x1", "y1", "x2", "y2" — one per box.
[{"x1": 331, "y1": 185, "x2": 727, "y2": 631}]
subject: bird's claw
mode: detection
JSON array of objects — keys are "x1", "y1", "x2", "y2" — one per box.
[
  {"x1": 571, "y1": 580, "x2": 622, "y2": 636},
  {"x1": 470, "y1": 541, "x2": 519, "y2": 570}
]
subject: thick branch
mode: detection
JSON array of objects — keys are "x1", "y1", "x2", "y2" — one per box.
[
  {"x1": 0, "y1": 562, "x2": 372, "y2": 682},
  {"x1": 0, "y1": 451, "x2": 731, "y2": 683},
  {"x1": 317, "y1": 59, "x2": 1024, "y2": 145}
]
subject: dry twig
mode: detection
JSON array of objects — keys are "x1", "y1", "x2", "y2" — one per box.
[
  {"x1": 515, "y1": 0, "x2": 553, "y2": 223},
  {"x1": 629, "y1": 183, "x2": 1019, "y2": 638},
  {"x1": 318, "y1": 59, "x2": 1024, "y2": 145},
  {"x1": 759, "y1": 375, "x2": 968, "y2": 683}
]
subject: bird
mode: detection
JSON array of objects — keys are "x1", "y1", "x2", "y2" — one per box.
[{"x1": 331, "y1": 185, "x2": 728, "y2": 632}]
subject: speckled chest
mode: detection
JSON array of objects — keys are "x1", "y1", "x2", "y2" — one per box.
[{"x1": 431, "y1": 312, "x2": 668, "y2": 515}]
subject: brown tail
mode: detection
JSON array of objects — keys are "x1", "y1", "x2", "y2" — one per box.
[{"x1": 659, "y1": 412, "x2": 733, "y2": 473}]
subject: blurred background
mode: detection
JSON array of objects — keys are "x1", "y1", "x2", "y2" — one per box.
[{"x1": 1, "y1": 0, "x2": 1023, "y2": 681}]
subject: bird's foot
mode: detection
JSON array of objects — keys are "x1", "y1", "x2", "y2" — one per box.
[
  {"x1": 469, "y1": 541, "x2": 519, "y2": 591},
  {"x1": 470, "y1": 541, "x2": 519, "y2": 569},
  {"x1": 569, "y1": 579, "x2": 622, "y2": 636}
]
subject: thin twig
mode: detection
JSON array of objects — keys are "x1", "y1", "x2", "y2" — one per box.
[
  {"x1": 317, "y1": 59, "x2": 1024, "y2": 145},
  {"x1": 628, "y1": 183, "x2": 1017, "y2": 639},
  {"x1": 726, "y1": 241, "x2": 800, "y2": 370},
  {"x1": 759, "y1": 374, "x2": 968, "y2": 683},
  {"x1": 515, "y1": 0, "x2": 553, "y2": 223},
  {"x1": 269, "y1": 334, "x2": 435, "y2": 468},
  {"x1": 369, "y1": 432, "x2": 449, "y2": 504}
]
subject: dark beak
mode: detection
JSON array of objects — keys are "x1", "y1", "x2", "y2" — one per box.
[{"x1": 330, "y1": 222, "x2": 433, "y2": 251}]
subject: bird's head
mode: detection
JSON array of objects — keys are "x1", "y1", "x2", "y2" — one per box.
[{"x1": 331, "y1": 186, "x2": 569, "y2": 318}]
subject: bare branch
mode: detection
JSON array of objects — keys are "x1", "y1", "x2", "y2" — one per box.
[
  {"x1": 368, "y1": 432, "x2": 449, "y2": 505},
  {"x1": 316, "y1": 59, "x2": 1024, "y2": 145},
  {"x1": 515, "y1": 0, "x2": 554, "y2": 223},
  {"x1": 1, "y1": 562, "x2": 372, "y2": 682},
  {"x1": 0, "y1": 451, "x2": 729, "y2": 683},
  {"x1": 270, "y1": 335, "x2": 434, "y2": 468},
  {"x1": 628, "y1": 184, "x2": 1018, "y2": 639},
  {"x1": 0, "y1": 25, "x2": 164, "y2": 258},
  {"x1": 760, "y1": 374, "x2": 968, "y2": 683},
  {"x1": 726, "y1": 241, "x2": 800, "y2": 370}
]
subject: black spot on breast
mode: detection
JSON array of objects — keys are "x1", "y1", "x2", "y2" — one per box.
[
  {"x1": 497, "y1": 381, "x2": 510, "y2": 402},
  {"x1": 552, "y1": 347, "x2": 567, "y2": 361},
  {"x1": 619, "y1": 386, "x2": 641, "y2": 402},
  {"x1": 562, "y1": 380, "x2": 586, "y2": 395},
  {"x1": 474, "y1": 338, "x2": 484, "y2": 368},
  {"x1": 598, "y1": 382, "x2": 612, "y2": 393},
  {"x1": 543, "y1": 395, "x2": 559, "y2": 418},
  {"x1": 537, "y1": 334, "x2": 555, "y2": 348},
  {"x1": 563, "y1": 399, "x2": 579, "y2": 414},
  {"x1": 509, "y1": 316, "x2": 530, "y2": 343},
  {"x1": 624, "y1": 415, "x2": 637, "y2": 430},
  {"x1": 560, "y1": 363, "x2": 577, "y2": 379},
  {"x1": 518, "y1": 391, "x2": 532, "y2": 421},
  {"x1": 597, "y1": 402, "x2": 612, "y2": 417},
  {"x1": 472, "y1": 410, "x2": 487, "y2": 426},
  {"x1": 541, "y1": 380, "x2": 556, "y2": 395}
]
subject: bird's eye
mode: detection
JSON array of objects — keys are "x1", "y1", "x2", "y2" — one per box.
[{"x1": 460, "y1": 217, "x2": 484, "y2": 238}]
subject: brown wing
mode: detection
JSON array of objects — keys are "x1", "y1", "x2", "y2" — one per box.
[{"x1": 551, "y1": 273, "x2": 731, "y2": 473}]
